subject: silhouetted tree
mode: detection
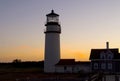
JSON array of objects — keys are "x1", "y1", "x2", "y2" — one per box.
[
  {"x1": 12, "y1": 59, "x2": 22, "y2": 63},
  {"x1": 12, "y1": 59, "x2": 44, "y2": 68}
]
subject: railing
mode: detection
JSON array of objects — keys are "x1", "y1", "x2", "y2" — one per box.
[
  {"x1": 88, "y1": 72, "x2": 104, "y2": 81},
  {"x1": 44, "y1": 28, "x2": 61, "y2": 33}
]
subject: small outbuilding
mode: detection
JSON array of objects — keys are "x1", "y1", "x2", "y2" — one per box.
[{"x1": 55, "y1": 59, "x2": 90, "y2": 73}]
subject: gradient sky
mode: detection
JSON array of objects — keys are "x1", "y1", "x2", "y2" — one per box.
[{"x1": 1, "y1": 0, "x2": 120, "y2": 62}]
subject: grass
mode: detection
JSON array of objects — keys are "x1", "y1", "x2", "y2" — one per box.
[
  {"x1": 0, "y1": 67, "x2": 43, "y2": 73},
  {"x1": 0, "y1": 67, "x2": 43, "y2": 81},
  {"x1": 0, "y1": 65, "x2": 89, "y2": 81}
]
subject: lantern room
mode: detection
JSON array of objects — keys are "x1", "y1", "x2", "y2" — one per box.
[{"x1": 46, "y1": 10, "x2": 59, "y2": 24}]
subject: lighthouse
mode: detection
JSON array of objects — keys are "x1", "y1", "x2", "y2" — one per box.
[{"x1": 44, "y1": 10, "x2": 61, "y2": 72}]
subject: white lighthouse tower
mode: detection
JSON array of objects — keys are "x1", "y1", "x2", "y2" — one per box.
[{"x1": 44, "y1": 10, "x2": 61, "y2": 72}]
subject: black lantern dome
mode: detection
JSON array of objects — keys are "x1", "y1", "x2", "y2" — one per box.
[{"x1": 46, "y1": 10, "x2": 59, "y2": 16}]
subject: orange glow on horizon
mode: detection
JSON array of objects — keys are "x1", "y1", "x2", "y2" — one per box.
[
  {"x1": 0, "y1": 45, "x2": 44, "y2": 62},
  {"x1": 61, "y1": 46, "x2": 90, "y2": 61},
  {"x1": 0, "y1": 44, "x2": 90, "y2": 62}
]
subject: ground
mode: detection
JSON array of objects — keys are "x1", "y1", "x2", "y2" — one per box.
[
  {"x1": 0, "y1": 67, "x2": 89, "y2": 81},
  {"x1": 0, "y1": 62, "x2": 89, "y2": 81},
  {"x1": 0, "y1": 67, "x2": 42, "y2": 81}
]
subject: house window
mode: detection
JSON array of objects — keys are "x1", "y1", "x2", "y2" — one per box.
[
  {"x1": 100, "y1": 52, "x2": 106, "y2": 59},
  {"x1": 94, "y1": 63, "x2": 98, "y2": 69},
  {"x1": 101, "y1": 55, "x2": 105, "y2": 59},
  {"x1": 101, "y1": 63, "x2": 106, "y2": 69},
  {"x1": 107, "y1": 54, "x2": 113, "y2": 59},
  {"x1": 64, "y1": 66, "x2": 67, "y2": 70},
  {"x1": 108, "y1": 63, "x2": 112, "y2": 69},
  {"x1": 106, "y1": 50, "x2": 113, "y2": 59}
]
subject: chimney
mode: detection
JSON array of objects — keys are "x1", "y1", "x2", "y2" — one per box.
[{"x1": 106, "y1": 42, "x2": 109, "y2": 49}]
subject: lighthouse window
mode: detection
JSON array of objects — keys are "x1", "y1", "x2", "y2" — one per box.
[{"x1": 47, "y1": 16, "x2": 58, "y2": 22}]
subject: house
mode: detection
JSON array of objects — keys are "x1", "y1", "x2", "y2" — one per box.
[
  {"x1": 55, "y1": 59, "x2": 90, "y2": 73},
  {"x1": 75, "y1": 61, "x2": 90, "y2": 73},
  {"x1": 89, "y1": 42, "x2": 120, "y2": 73}
]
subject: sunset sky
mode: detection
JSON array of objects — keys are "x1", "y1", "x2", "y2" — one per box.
[{"x1": 1, "y1": 0, "x2": 120, "y2": 62}]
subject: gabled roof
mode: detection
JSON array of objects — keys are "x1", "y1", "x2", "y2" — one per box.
[
  {"x1": 75, "y1": 61, "x2": 90, "y2": 66},
  {"x1": 89, "y1": 48, "x2": 120, "y2": 60},
  {"x1": 55, "y1": 59, "x2": 90, "y2": 66},
  {"x1": 55, "y1": 59, "x2": 75, "y2": 66}
]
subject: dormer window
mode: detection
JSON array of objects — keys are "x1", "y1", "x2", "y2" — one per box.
[
  {"x1": 100, "y1": 52, "x2": 106, "y2": 59},
  {"x1": 106, "y1": 50, "x2": 113, "y2": 59},
  {"x1": 107, "y1": 54, "x2": 113, "y2": 59}
]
